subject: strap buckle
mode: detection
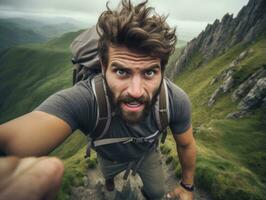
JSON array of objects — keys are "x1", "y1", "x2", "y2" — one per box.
[
  {"x1": 132, "y1": 137, "x2": 147, "y2": 143},
  {"x1": 123, "y1": 137, "x2": 149, "y2": 144}
]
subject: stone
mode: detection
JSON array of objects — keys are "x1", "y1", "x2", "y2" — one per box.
[
  {"x1": 228, "y1": 60, "x2": 238, "y2": 68},
  {"x1": 83, "y1": 176, "x2": 89, "y2": 187},
  {"x1": 237, "y1": 50, "x2": 248, "y2": 61},
  {"x1": 226, "y1": 110, "x2": 249, "y2": 119},
  {"x1": 232, "y1": 67, "x2": 266, "y2": 101},
  {"x1": 208, "y1": 86, "x2": 223, "y2": 106},
  {"x1": 238, "y1": 77, "x2": 266, "y2": 110},
  {"x1": 221, "y1": 76, "x2": 235, "y2": 92}
]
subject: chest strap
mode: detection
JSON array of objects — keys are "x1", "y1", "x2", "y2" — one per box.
[{"x1": 92, "y1": 130, "x2": 160, "y2": 147}]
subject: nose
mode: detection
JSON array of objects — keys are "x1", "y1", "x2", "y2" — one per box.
[{"x1": 127, "y1": 75, "x2": 144, "y2": 98}]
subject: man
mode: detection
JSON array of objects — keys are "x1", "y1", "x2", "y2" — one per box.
[{"x1": 0, "y1": 0, "x2": 196, "y2": 199}]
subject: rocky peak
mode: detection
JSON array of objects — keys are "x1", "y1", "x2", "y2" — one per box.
[{"x1": 167, "y1": 0, "x2": 266, "y2": 80}]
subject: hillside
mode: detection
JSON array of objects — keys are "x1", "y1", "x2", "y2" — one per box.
[
  {"x1": 0, "y1": 31, "x2": 79, "y2": 123},
  {"x1": 0, "y1": 20, "x2": 47, "y2": 50},
  {"x1": 169, "y1": 36, "x2": 266, "y2": 200},
  {"x1": 0, "y1": 18, "x2": 84, "y2": 50},
  {"x1": 164, "y1": 0, "x2": 266, "y2": 199}
]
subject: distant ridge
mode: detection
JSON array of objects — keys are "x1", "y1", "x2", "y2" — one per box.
[{"x1": 168, "y1": 0, "x2": 266, "y2": 79}]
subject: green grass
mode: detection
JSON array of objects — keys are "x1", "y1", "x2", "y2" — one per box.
[
  {"x1": 51, "y1": 131, "x2": 97, "y2": 200},
  {"x1": 174, "y1": 37, "x2": 266, "y2": 127},
  {"x1": 56, "y1": 146, "x2": 97, "y2": 200},
  {"x1": 195, "y1": 108, "x2": 266, "y2": 200},
  {"x1": 0, "y1": 34, "x2": 79, "y2": 123}
]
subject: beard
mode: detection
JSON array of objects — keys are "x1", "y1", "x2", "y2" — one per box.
[{"x1": 103, "y1": 77, "x2": 162, "y2": 124}]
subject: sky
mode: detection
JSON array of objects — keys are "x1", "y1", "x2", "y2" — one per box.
[{"x1": 0, "y1": 0, "x2": 249, "y2": 41}]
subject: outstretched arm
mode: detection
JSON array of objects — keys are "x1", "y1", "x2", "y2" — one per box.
[
  {"x1": 0, "y1": 111, "x2": 73, "y2": 200},
  {"x1": 0, "y1": 111, "x2": 72, "y2": 157}
]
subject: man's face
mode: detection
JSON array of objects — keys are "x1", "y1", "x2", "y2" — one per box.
[{"x1": 103, "y1": 45, "x2": 162, "y2": 124}]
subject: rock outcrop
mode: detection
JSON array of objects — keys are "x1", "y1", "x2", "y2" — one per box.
[
  {"x1": 232, "y1": 66, "x2": 266, "y2": 101},
  {"x1": 206, "y1": 46, "x2": 266, "y2": 119},
  {"x1": 238, "y1": 77, "x2": 266, "y2": 110},
  {"x1": 226, "y1": 66, "x2": 266, "y2": 119},
  {"x1": 208, "y1": 50, "x2": 251, "y2": 107},
  {"x1": 167, "y1": 0, "x2": 266, "y2": 80}
]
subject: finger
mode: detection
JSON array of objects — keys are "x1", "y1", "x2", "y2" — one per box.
[
  {"x1": 43, "y1": 158, "x2": 64, "y2": 200},
  {"x1": 0, "y1": 157, "x2": 64, "y2": 200},
  {"x1": 0, "y1": 157, "x2": 20, "y2": 189}
]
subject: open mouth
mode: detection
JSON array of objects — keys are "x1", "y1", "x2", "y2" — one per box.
[{"x1": 121, "y1": 101, "x2": 145, "y2": 112}]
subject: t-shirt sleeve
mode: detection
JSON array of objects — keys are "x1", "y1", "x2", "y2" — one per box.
[
  {"x1": 34, "y1": 81, "x2": 97, "y2": 134},
  {"x1": 167, "y1": 80, "x2": 192, "y2": 134}
]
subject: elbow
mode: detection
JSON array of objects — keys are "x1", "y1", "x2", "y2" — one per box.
[{"x1": 177, "y1": 137, "x2": 196, "y2": 150}]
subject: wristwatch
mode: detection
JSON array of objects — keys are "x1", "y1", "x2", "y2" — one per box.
[{"x1": 180, "y1": 180, "x2": 194, "y2": 192}]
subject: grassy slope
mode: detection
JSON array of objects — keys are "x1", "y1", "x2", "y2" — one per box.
[
  {"x1": 0, "y1": 45, "x2": 72, "y2": 123},
  {"x1": 0, "y1": 21, "x2": 47, "y2": 50},
  {"x1": 165, "y1": 37, "x2": 266, "y2": 199}
]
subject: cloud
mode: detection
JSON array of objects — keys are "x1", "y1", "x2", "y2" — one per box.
[
  {"x1": 0, "y1": 0, "x2": 249, "y2": 22},
  {"x1": 0, "y1": 0, "x2": 249, "y2": 41}
]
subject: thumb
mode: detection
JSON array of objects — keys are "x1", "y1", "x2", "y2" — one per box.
[{"x1": 0, "y1": 157, "x2": 64, "y2": 200}]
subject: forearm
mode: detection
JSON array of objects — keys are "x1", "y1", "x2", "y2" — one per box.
[
  {"x1": 176, "y1": 139, "x2": 196, "y2": 185},
  {"x1": 0, "y1": 112, "x2": 72, "y2": 157}
]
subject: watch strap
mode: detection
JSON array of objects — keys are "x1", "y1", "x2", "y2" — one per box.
[{"x1": 180, "y1": 180, "x2": 194, "y2": 192}]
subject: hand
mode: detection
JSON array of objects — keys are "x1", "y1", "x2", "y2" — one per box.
[
  {"x1": 0, "y1": 156, "x2": 64, "y2": 200},
  {"x1": 166, "y1": 186, "x2": 194, "y2": 200}
]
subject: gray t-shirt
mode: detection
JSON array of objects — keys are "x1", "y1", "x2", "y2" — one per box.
[{"x1": 35, "y1": 78, "x2": 191, "y2": 161}]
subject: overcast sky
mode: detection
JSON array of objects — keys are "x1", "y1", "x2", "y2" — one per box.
[{"x1": 0, "y1": 0, "x2": 249, "y2": 41}]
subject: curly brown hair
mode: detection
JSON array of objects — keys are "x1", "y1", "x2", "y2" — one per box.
[{"x1": 96, "y1": 0, "x2": 177, "y2": 71}]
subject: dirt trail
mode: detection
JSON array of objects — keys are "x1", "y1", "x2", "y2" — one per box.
[{"x1": 70, "y1": 155, "x2": 212, "y2": 200}]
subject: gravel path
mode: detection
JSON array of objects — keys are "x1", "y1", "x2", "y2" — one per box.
[{"x1": 70, "y1": 155, "x2": 212, "y2": 200}]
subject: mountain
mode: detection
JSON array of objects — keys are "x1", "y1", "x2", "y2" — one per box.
[
  {"x1": 0, "y1": 20, "x2": 47, "y2": 50},
  {"x1": 0, "y1": 17, "x2": 85, "y2": 38},
  {"x1": 0, "y1": 17, "x2": 85, "y2": 50},
  {"x1": 168, "y1": 0, "x2": 266, "y2": 79}
]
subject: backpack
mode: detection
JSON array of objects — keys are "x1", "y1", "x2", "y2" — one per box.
[{"x1": 70, "y1": 26, "x2": 170, "y2": 158}]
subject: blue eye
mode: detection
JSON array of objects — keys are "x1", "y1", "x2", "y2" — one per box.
[
  {"x1": 116, "y1": 69, "x2": 127, "y2": 76},
  {"x1": 145, "y1": 70, "x2": 155, "y2": 77}
]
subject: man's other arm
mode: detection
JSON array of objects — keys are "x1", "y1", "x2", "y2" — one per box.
[
  {"x1": 0, "y1": 111, "x2": 72, "y2": 157},
  {"x1": 167, "y1": 125, "x2": 196, "y2": 199},
  {"x1": 173, "y1": 125, "x2": 196, "y2": 185}
]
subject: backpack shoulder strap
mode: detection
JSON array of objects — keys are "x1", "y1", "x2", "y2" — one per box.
[
  {"x1": 154, "y1": 78, "x2": 170, "y2": 143},
  {"x1": 90, "y1": 74, "x2": 112, "y2": 139}
]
